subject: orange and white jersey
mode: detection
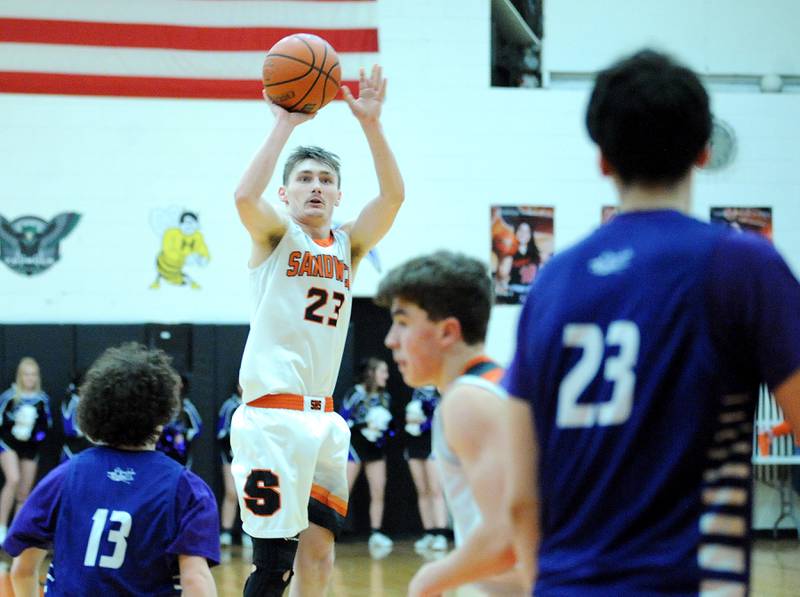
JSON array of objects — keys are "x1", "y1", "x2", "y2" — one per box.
[
  {"x1": 433, "y1": 357, "x2": 506, "y2": 546},
  {"x1": 433, "y1": 357, "x2": 527, "y2": 595},
  {"x1": 239, "y1": 219, "x2": 352, "y2": 402}
]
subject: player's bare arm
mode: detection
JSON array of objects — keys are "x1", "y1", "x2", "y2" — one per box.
[
  {"x1": 178, "y1": 554, "x2": 217, "y2": 597},
  {"x1": 774, "y1": 367, "x2": 800, "y2": 434},
  {"x1": 506, "y1": 397, "x2": 540, "y2": 589},
  {"x1": 408, "y1": 387, "x2": 518, "y2": 597},
  {"x1": 10, "y1": 546, "x2": 47, "y2": 597},
  {"x1": 339, "y1": 66, "x2": 404, "y2": 270},
  {"x1": 234, "y1": 95, "x2": 315, "y2": 265}
]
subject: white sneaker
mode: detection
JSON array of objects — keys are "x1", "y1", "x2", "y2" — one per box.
[
  {"x1": 414, "y1": 533, "x2": 435, "y2": 551},
  {"x1": 368, "y1": 543, "x2": 393, "y2": 560},
  {"x1": 219, "y1": 532, "x2": 232, "y2": 546},
  {"x1": 430, "y1": 534, "x2": 448, "y2": 551},
  {"x1": 241, "y1": 534, "x2": 253, "y2": 550},
  {"x1": 368, "y1": 531, "x2": 394, "y2": 549}
]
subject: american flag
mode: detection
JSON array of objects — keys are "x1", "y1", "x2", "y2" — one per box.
[{"x1": 0, "y1": 0, "x2": 378, "y2": 99}]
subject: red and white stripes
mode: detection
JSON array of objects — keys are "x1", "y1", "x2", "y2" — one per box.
[{"x1": 0, "y1": 0, "x2": 379, "y2": 99}]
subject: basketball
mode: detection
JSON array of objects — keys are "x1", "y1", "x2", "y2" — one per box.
[{"x1": 262, "y1": 34, "x2": 342, "y2": 114}]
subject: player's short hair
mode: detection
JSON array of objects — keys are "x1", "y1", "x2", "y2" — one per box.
[
  {"x1": 78, "y1": 343, "x2": 180, "y2": 447},
  {"x1": 586, "y1": 49, "x2": 712, "y2": 187},
  {"x1": 283, "y1": 145, "x2": 342, "y2": 188},
  {"x1": 375, "y1": 251, "x2": 493, "y2": 345}
]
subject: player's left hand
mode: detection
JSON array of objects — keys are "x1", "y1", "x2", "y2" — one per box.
[
  {"x1": 407, "y1": 563, "x2": 443, "y2": 597},
  {"x1": 342, "y1": 65, "x2": 387, "y2": 124}
]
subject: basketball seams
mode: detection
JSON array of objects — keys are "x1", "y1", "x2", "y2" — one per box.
[
  {"x1": 316, "y1": 42, "x2": 339, "y2": 110},
  {"x1": 263, "y1": 54, "x2": 340, "y2": 86},
  {"x1": 287, "y1": 34, "x2": 326, "y2": 111},
  {"x1": 318, "y1": 50, "x2": 340, "y2": 108},
  {"x1": 322, "y1": 61, "x2": 340, "y2": 102},
  {"x1": 263, "y1": 54, "x2": 314, "y2": 87},
  {"x1": 318, "y1": 42, "x2": 331, "y2": 108}
]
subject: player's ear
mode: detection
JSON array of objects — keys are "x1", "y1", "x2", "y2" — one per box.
[
  {"x1": 439, "y1": 317, "x2": 463, "y2": 347},
  {"x1": 278, "y1": 186, "x2": 288, "y2": 204},
  {"x1": 599, "y1": 153, "x2": 614, "y2": 177},
  {"x1": 695, "y1": 145, "x2": 711, "y2": 168},
  {"x1": 334, "y1": 190, "x2": 342, "y2": 207}
]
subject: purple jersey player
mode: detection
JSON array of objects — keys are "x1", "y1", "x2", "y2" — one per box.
[
  {"x1": 3, "y1": 343, "x2": 220, "y2": 596},
  {"x1": 504, "y1": 50, "x2": 800, "y2": 596}
]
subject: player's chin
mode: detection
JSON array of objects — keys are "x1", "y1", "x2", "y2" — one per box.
[
  {"x1": 398, "y1": 368, "x2": 426, "y2": 389},
  {"x1": 305, "y1": 206, "x2": 331, "y2": 219}
]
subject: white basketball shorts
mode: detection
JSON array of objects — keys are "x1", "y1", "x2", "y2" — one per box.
[{"x1": 231, "y1": 397, "x2": 350, "y2": 539}]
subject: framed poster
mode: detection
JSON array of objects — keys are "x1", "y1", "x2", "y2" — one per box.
[
  {"x1": 490, "y1": 205, "x2": 554, "y2": 305},
  {"x1": 601, "y1": 205, "x2": 619, "y2": 224},
  {"x1": 710, "y1": 207, "x2": 772, "y2": 242}
]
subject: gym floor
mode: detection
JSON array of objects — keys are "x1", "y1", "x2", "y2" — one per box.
[
  {"x1": 1, "y1": 537, "x2": 798, "y2": 595},
  {"x1": 211, "y1": 537, "x2": 799, "y2": 596}
]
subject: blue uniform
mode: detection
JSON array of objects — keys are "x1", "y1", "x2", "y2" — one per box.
[
  {"x1": 503, "y1": 211, "x2": 800, "y2": 596},
  {"x1": 216, "y1": 393, "x2": 241, "y2": 464},
  {"x1": 404, "y1": 386, "x2": 441, "y2": 460},
  {"x1": 3, "y1": 446, "x2": 220, "y2": 595},
  {"x1": 61, "y1": 384, "x2": 92, "y2": 460},
  {"x1": 411, "y1": 386, "x2": 440, "y2": 436},
  {"x1": 340, "y1": 385, "x2": 393, "y2": 462},
  {"x1": 0, "y1": 386, "x2": 52, "y2": 460},
  {"x1": 156, "y1": 398, "x2": 203, "y2": 467}
]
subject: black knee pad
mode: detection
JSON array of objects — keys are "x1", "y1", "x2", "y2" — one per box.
[
  {"x1": 243, "y1": 537, "x2": 299, "y2": 597},
  {"x1": 243, "y1": 568, "x2": 292, "y2": 597}
]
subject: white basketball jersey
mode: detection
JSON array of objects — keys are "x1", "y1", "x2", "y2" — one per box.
[
  {"x1": 239, "y1": 219, "x2": 352, "y2": 402},
  {"x1": 432, "y1": 374, "x2": 508, "y2": 546}
]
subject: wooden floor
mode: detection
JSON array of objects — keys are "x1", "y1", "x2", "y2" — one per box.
[
  {"x1": 1, "y1": 537, "x2": 798, "y2": 595},
  {"x1": 214, "y1": 537, "x2": 799, "y2": 596}
]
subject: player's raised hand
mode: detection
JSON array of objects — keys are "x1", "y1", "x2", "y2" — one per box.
[
  {"x1": 262, "y1": 89, "x2": 316, "y2": 126},
  {"x1": 342, "y1": 65, "x2": 387, "y2": 124}
]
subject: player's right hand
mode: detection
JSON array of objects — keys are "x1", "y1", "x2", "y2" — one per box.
[{"x1": 263, "y1": 89, "x2": 316, "y2": 125}]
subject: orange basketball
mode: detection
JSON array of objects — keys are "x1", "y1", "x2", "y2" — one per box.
[{"x1": 262, "y1": 34, "x2": 341, "y2": 114}]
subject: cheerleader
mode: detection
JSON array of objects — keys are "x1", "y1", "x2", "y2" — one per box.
[
  {"x1": 340, "y1": 358, "x2": 394, "y2": 550},
  {"x1": 405, "y1": 386, "x2": 448, "y2": 551},
  {"x1": 0, "y1": 357, "x2": 52, "y2": 543},
  {"x1": 60, "y1": 373, "x2": 92, "y2": 461}
]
